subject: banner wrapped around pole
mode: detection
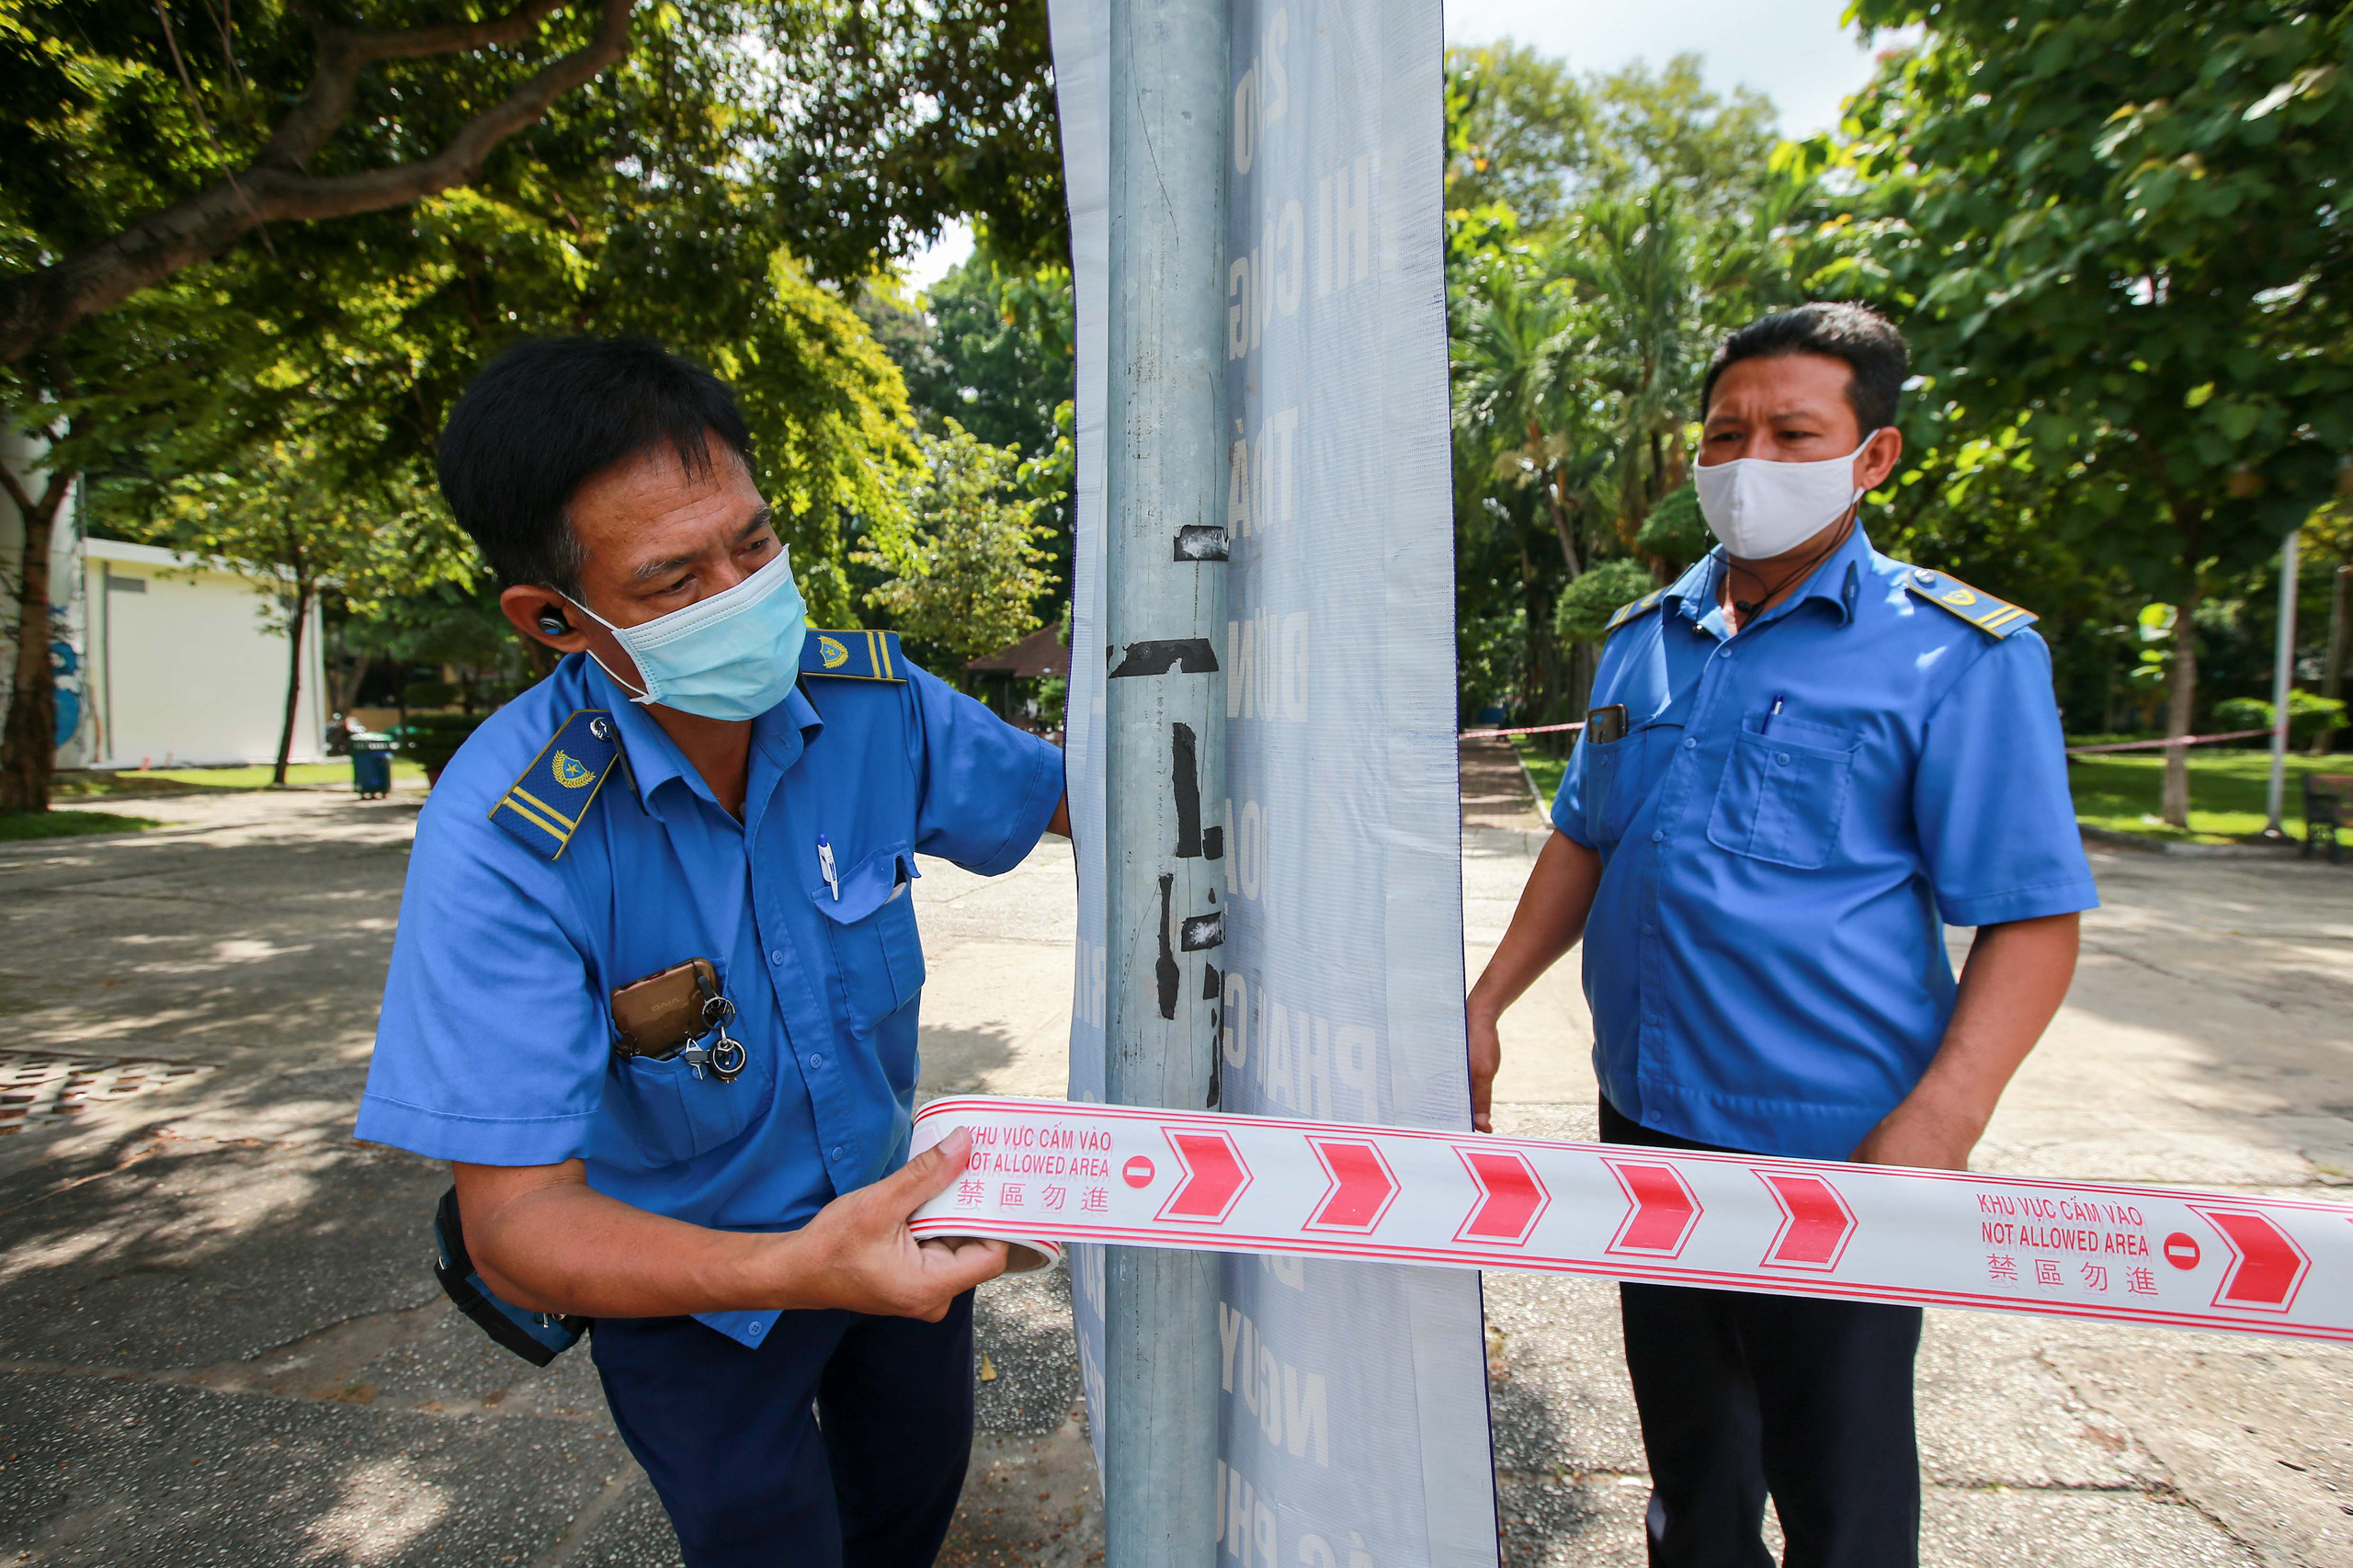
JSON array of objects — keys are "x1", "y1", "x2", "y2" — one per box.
[
  {"x1": 1050, "y1": 0, "x2": 1502, "y2": 1560},
  {"x1": 916, "y1": 1097, "x2": 2353, "y2": 1346}
]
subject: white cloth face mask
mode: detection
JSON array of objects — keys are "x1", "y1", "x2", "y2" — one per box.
[{"x1": 1694, "y1": 433, "x2": 1881, "y2": 560}]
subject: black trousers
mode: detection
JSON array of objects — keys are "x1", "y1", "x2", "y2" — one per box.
[
  {"x1": 1601, "y1": 1099, "x2": 1923, "y2": 1568},
  {"x1": 591, "y1": 1293, "x2": 974, "y2": 1568}
]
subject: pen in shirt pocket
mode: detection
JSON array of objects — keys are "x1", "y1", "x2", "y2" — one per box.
[
  {"x1": 816, "y1": 834, "x2": 840, "y2": 900},
  {"x1": 1762, "y1": 694, "x2": 1785, "y2": 734}
]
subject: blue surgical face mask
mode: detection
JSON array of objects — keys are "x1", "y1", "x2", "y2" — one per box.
[{"x1": 565, "y1": 544, "x2": 807, "y2": 722}]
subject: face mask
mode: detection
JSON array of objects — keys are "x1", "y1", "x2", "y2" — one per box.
[
  {"x1": 1694, "y1": 434, "x2": 1880, "y2": 560},
  {"x1": 565, "y1": 545, "x2": 808, "y2": 722}
]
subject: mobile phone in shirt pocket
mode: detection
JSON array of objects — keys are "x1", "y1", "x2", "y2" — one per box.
[
  {"x1": 812, "y1": 842, "x2": 927, "y2": 1035},
  {"x1": 1705, "y1": 712, "x2": 1859, "y2": 869},
  {"x1": 1581, "y1": 722, "x2": 1677, "y2": 846}
]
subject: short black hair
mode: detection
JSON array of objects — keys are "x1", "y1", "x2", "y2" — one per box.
[
  {"x1": 436, "y1": 337, "x2": 753, "y2": 594},
  {"x1": 1700, "y1": 302, "x2": 1909, "y2": 435}
]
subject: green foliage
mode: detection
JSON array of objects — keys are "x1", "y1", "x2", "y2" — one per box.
[
  {"x1": 1552, "y1": 559, "x2": 1656, "y2": 643},
  {"x1": 1634, "y1": 482, "x2": 1709, "y2": 563},
  {"x1": 2212, "y1": 690, "x2": 2347, "y2": 743},
  {"x1": 1448, "y1": 45, "x2": 1803, "y2": 720},
  {"x1": 868, "y1": 256, "x2": 1078, "y2": 608},
  {"x1": 856, "y1": 420, "x2": 1055, "y2": 666},
  {"x1": 1830, "y1": 0, "x2": 2352, "y2": 539}
]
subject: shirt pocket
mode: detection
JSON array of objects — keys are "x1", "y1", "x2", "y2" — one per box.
[
  {"x1": 1704, "y1": 715, "x2": 1860, "y2": 870},
  {"x1": 604, "y1": 1048, "x2": 766, "y2": 1167},
  {"x1": 812, "y1": 843, "x2": 926, "y2": 1036},
  {"x1": 1581, "y1": 723, "x2": 1674, "y2": 847}
]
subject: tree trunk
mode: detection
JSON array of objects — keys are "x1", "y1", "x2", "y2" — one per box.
[
  {"x1": 2160, "y1": 517, "x2": 2205, "y2": 829},
  {"x1": 273, "y1": 580, "x2": 312, "y2": 788},
  {"x1": 0, "y1": 448, "x2": 75, "y2": 814},
  {"x1": 331, "y1": 651, "x2": 371, "y2": 717},
  {"x1": 2314, "y1": 562, "x2": 2348, "y2": 756},
  {"x1": 1546, "y1": 477, "x2": 1582, "y2": 579}
]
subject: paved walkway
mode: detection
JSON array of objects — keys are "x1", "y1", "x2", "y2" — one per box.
[{"x1": 0, "y1": 771, "x2": 2347, "y2": 1566}]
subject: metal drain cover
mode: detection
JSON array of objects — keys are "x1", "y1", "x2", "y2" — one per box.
[{"x1": 0, "y1": 1051, "x2": 213, "y2": 1136}]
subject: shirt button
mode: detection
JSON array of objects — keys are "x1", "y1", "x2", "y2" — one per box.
[
  {"x1": 1776, "y1": 752, "x2": 1792, "y2": 766},
  {"x1": 807, "y1": 1053, "x2": 824, "y2": 1070},
  {"x1": 768, "y1": 949, "x2": 785, "y2": 966},
  {"x1": 1650, "y1": 830, "x2": 1665, "y2": 843},
  {"x1": 1683, "y1": 737, "x2": 1697, "y2": 751},
  {"x1": 747, "y1": 1322, "x2": 763, "y2": 1337},
  {"x1": 830, "y1": 1144, "x2": 844, "y2": 1159}
]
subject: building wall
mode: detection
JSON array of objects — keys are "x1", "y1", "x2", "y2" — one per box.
[{"x1": 81, "y1": 540, "x2": 326, "y2": 769}]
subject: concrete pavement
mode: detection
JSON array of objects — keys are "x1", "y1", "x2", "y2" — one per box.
[{"x1": 1, "y1": 765, "x2": 2348, "y2": 1565}]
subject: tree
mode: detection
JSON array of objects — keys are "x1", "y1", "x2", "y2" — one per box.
[
  {"x1": 869, "y1": 255, "x2": 1078, "y2": 605},
  {"x1": 97, "y1": 436, "x2": 474, "y2": 785},
  {"x1": 1446, "y1": 46, "x2": 1802, "y2": 726},
  {"x1": 1, "y1": 0, "x2": 1063, "y2": 809},
  {"x1": 0, "y1": 397, "x2": 74, "y2": 812},
  {"x1": 856, "y1": 420, "x2": 1053, "y2": 669},
  {"x1": 1828, "y1": 0, "x2": 2353, "y2": 824},
  {"x1": 0, "y1": 0, "x2": 1066, "y2": 365}
]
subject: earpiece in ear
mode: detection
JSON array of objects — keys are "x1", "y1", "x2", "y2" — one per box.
[{"x1": 536, "y1": 612, "x2": 571, "y2": 637}]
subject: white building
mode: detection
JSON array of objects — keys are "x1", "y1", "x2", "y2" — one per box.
[{"x1": 1, "y1": 429, "x2": 326, "y2": 771}]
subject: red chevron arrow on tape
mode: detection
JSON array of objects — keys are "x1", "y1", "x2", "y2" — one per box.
[
  {"x1": 1304, "y1": 1139, "x2": 1400, "y2": 1233},
  {"x1": 1455, "y1": 1146, "x2": 1550, "y2": 1244},
  {"x1": 2191, "y1": 1206, "x2": 2312, "y2": 1311},
  {"x1": 1158, "y1": 1130, "x2": 1252, "y2": 1222},
  {"x1": 1758, "y1": 1172, "x2": 1858, "y2": 1270},
  {"x1": 1604, "y1": 1160, "x2": 1702, "y2": 1257}
]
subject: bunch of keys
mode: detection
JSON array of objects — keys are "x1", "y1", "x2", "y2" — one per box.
[{"x1": 679, "y1": 990, "x2": 747, "y2": 1084}]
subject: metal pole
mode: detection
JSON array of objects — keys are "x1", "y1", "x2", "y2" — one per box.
[
  {"x1": 1102, "y1": 0, "x2": 1227, "y2": 1560},
  {"x1": 2265, "y1": 528, "x2": 2300, "y2": 839}
]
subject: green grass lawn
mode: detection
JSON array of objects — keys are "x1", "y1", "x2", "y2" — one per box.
[
  {"x1": 1515, "y1": 740, "x2": 1568, "y2": 808},
  {"x1": 1512, "y1": 735, "x2": 2345, "y2": 846},
  {"x1": 57, "y1": 759, "x2": 429, "y2": 795},
  {"x1": 2065, "y1": 747, "x2": 2344, "y2": 844},
  {"x1": 0, "y1": 809, "x2": 166, "y2": 842}
]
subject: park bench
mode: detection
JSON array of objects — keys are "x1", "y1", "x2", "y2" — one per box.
[{"x1": 2305, "y1": 773, "x2": 2353, "y2": 863}]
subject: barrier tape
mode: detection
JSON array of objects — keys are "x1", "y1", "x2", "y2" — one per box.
[
  {"x1": 911, "y1": 1097, "x2": 2352, "y2": 1344},
  {"x1": 1458, "y1": 722, "x2": 1586, "y2": 740},
  {"x1": 1457, "y1": 725, "x2": 2277, "y2": 751},
  {"x1": 2064, "y1": 728, "x2": 2271, "y2": 756}
]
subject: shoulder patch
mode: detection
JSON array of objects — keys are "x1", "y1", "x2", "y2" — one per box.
[
  {"x1": 1903, "y1": 568, "x2": 2038, "y2": 639},
  {"x1": 489, "y1": 708, "x2": 621, "y2": 859},
  {"x1": 1605, "y1": 588, "x2": 1670, "y2": 634},
  {"x1": 801, "y1": 630, "x2": 906, "y2": 682}
]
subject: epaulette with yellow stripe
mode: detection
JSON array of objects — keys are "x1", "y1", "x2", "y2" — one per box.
[
  {"x1": 801, "y1": 629, "x2": 907, "y2": 681},
  {"x1": 1903, "y1": 568, "x2": 2037, "y2": 640},
  {"x1": 489, "y1": 708, "x2": 622, "y2": 860},
  {"x1": 1605, "y1": 588, "x2": 1669, "y2": 634}
]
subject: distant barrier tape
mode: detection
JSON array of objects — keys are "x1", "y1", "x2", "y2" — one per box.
[
  {"x1": 1459, "y1": 724, "x2": 2278, "y2": 751},
  {"x1": 2064, "y1": 728, "x2": 2272, "y2": 755},
  {"x1": 913, "y1": 1096, "x2": 2352, "y2": 1344},
  {"x1": 1459, "y1": 722, "x2": 1585, "y2": 740}
]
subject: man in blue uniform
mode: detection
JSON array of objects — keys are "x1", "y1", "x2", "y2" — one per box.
[
  {"x1": 355, "y1": 338, "x2": 1068, "y2": 1568},
  {"x1": 1467, "y1": 303, "x2": 2097, "y2": 1567}
]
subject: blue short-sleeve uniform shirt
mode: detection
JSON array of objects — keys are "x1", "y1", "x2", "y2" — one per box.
[
  {"x1": 356, "y1": 647, "x2": 1063, "y2": 1346},
  {"x1": 1552, "y1": 528, "x2": 2097, "y2": 1160}
]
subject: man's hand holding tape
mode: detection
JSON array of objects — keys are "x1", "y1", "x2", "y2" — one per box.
[{"x1": 454, "y1": 1127, "x2": 1006, "y2": 1325}]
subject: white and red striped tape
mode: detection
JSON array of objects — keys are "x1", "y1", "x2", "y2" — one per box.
[{"x1": 910, "y1": 1097, "x2": 2352, "y2": 1343}]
